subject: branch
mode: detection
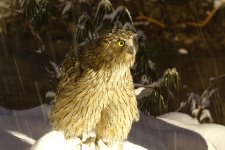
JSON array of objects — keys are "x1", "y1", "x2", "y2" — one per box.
[
  {"x1": 208, "y1": 74, "x2": 225, "y2": 89},
  {"x1": 134, "y1": 78, "x2": 163, "y2": 89},
  {"x1": 26, "y1": 21, "x2": 45, "y2": 53},
  {"x1": 0, "y1": 6, "x2": 45, "y2": 53},
  {"x1": 210, "y1": 74, "x2": 225, "y2": 82},
  {"x1": 135, "y1": 15, "x2": 166, "y2": 28},
  {"x1": 0, "y1": 6, "x2": 22, "y2": 14},
  {"x1": 134, "y1": 83, "x2": 155, "y2": 89},
  {"x1": 175, "y1": 4, "x2": 223, "y2": 28},
  {"x1": 135, "y1": 3, "x2": 225, "y2": 29}
]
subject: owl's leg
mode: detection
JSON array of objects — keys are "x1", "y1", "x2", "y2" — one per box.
[
  {"x1": 96, "y1": 99, "x2": 135, "y2": 149},
  {"x1": 80, "y1": 132, "x2": 96, "y2": 149},
  {"x1": 50, "y1": 90, "x2": 106, "y2": 141}
]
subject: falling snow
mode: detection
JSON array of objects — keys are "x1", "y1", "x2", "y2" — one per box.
[
  {"x1": 1, "y1": 105, "x2": 225, "y2": 150},
  {"x1": 1, "y1": 0, "x2": 225, "y2": 149}
]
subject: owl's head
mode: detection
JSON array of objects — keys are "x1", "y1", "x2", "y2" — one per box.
[{"x1": 80, "y1": 30, "x2": 138, "y2": 70}]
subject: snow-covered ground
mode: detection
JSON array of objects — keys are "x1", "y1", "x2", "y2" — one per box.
[{"x1": 0, "y1": 104, "x2": 225, "y2": 150}]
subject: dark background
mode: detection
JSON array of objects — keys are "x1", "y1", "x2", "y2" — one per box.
[{"x1": 0, "y1": 0, "x2": 225, "y2": 124}]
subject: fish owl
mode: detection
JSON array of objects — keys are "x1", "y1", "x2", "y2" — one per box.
[{"x1": 50, "y1": 30, "x2": 139, "y2": 148}]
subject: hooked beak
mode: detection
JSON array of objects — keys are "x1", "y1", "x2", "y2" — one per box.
[
  {"x1": 126, "y1": 34, "x2": 138, "y2": 55},
  {"x1": 126, "y1": 46, "x2": 137, "y2": 55}
]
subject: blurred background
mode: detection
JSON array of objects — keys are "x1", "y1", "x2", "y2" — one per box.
[{"x1": 0, "y1": 0, "x2": 225, "y2": 125}]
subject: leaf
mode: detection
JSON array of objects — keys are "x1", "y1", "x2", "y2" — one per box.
[
  {"x1": 133, "y1": 33, "x2": 156, "y2": 82},
  {"x1": 75, "y1": 12, "x2": 95, "y2": 44},
  {"x1": 21, "y1": 0, "x2": 48, "y2": 23},
  {"x1": 94, "y1": 0, "x2": 113, "y2": 27},
  {"x1": 163, "y1": 68, "x2": 181, "y2": 91},
  {"x1": 111, "y1": 6, "x2": 133, "y2": 26},
  {"x1": 138, "y1": 89, "x2": 167, "y2": 116}
]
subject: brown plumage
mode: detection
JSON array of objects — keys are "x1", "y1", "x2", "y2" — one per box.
[{"x1": 50, "y1": 30, "x2": 139, "y2": 146}]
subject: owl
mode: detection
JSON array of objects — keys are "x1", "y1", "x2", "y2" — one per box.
[{"x1": 50, "y1": 30, "x2": 139, "y2": 148}]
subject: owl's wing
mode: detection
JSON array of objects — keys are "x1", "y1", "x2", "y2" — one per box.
[{"x1": 57, "y1": 49, "x2": 83, "y2": 94}]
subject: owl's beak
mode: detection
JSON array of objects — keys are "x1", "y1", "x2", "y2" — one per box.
[
  {"x1": 125, "y1": 34, "x2": 138, "y2": 55},
  {"x1": 129, "y1": 34, "x2": 138, "y2": 55},
  {"x1": 126, "y1": 46, "x2": 136, "y2": 55}
]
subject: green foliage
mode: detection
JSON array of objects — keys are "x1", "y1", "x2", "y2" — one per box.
[
  {"x1": 94, "y1": 0, "x2": 113, "y2": 27},
  {"x1": 132, "y1": 33, "x2": 155, "y2": 83},
  {"x1": 62, "y1": 3, "x2": 78, "y2": 23},
  {"x1": 163, "y1": 68, "x2": 181, "y2": 91},
  {"x1": 69, "y1": 0, "x2": 183, "y2": 116},
  {"x1": 21, "y1": 0, "x2": 49, "y2": 23},
  {"x1": 139, "y1": 90, "x2": 166, "y2": 115},
  {"x1": 16, "y1": 0, "x2": 183, "y2": 116},
  {"x1": 138, "y1": 68, "x2": 181, "y2": 116},
  {"x1": 18, "y1": 0, "x2": 81, "y2": 25},
  {"x1": 75, "y1": 12, "x2": 95, "y2": 44}
]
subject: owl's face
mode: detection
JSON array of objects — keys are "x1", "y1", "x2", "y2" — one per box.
[
  {"x1": 100, "y1": 30, "x2": 138, "y2": 67},
  {"x1": 105, "y1": 30, "x2": 138, "y2": 55},
  {"x1": 80, "y1": 30, "x2": 138, "y2": 70}
]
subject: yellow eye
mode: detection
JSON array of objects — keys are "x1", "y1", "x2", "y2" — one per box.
[{"x1": 117, "y1": 40, "x2": 125, "y2": 47}]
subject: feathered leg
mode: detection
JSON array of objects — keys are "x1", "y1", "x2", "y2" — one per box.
[{"x1": 96, "y1": 89, "x2": 139, "y2": 149}]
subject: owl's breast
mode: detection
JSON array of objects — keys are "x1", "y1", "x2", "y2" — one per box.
[
  {"x1": 77, "y1": 67, "x2": 132, "y2": 90},
  {"x1": 50, "y1": 66, "x2": 138, "y2": 136}
]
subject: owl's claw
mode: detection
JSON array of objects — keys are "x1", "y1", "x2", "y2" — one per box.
[
  {"x1": 96, "y1": 140, "x2": 123, "y2": 150},
  {"x1": 83, "y1": 136, "x2": 96, "y2": 144},
  {"x1": 82, "y1": 132, "x2": 96, "y2": 142},
  {"x1": 81, "y1": 139, "x2": 96, "y2": 150},
  {"x1": 80, "y1": 132, "x2": 97, "y2": 150}
]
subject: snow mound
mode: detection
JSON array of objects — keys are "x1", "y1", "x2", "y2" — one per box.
[
  {"x1": 0, "y1": 105, "x2": 225, "y2": 150},
  {"x1": 159, "y1": 112, "x2": 199, "y2": 125},
  {"x1": 31, "y1": 131, "x2": 147, "y2": 150}
]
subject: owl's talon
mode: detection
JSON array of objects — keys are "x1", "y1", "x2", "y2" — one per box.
[
  {"x1": 81, "y1": 142, "x2": 96, "y2": 150},
  {"x1": 82, "y1": 131, "x2": 96, "y2": 142},
  {"x1": 83, "y1": 137, "x2": 96, "y2": 144},
  {"x1": 96, "y1": 140, "x2": 123, "y2": 150}
]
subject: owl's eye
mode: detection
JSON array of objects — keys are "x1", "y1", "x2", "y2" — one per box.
[{"x1": 117, "y1": 40, "x2": 125, "y2": 47}]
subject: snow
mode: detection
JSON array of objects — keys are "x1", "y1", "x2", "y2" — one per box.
[
  {"x1": 31, "y1": 133, "x2": 147, "y2": 150},
  {"x1": 135, "y1": 87, "x2": 153, "y2": 100},
  {"x1": 103, "y1": 6, "x2": 132, "y2": 24},
  {"x1": 178, "y1": 48, "x2": 188, "y2": 55},
  {"x1": 147, "y1": 60, "x2": 156, "y2": 70},
  {"x1": 214, "y1": 0, "x2": 225, "y2": 8},
  {"x1": 0, "y1": 105, "x2": 51, "y2": 150},
  {"x1": 45, "y1": 91, "x2": 56, "y2": 99},
  {"x1": 134, "y1": 87, "x2": 146, "y2": 96},
  {"x1": 158, "y1": 116, "x2": 225, "y2": 150},
  {"x1": 200, "y1": 109, "x2": 213, "y2": 123},
  {"x1": 0, "y1": 105, "x2": 225, "y2": 150},
  {"x1": 62, "y1": 1, "x2": 72, "y2": 15},
  {"x1": 31, "y1": 131, "x2": 81, "y2": 150},
  {"x1": 159, "y1": 112, "x2": 199, "y2": 125},
  {"x1": 141, "y1": 75, "x2": 150, "y2": 85},
  {"x1": 49, "y1": 61, "x2": 61, "y2": 79}
]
